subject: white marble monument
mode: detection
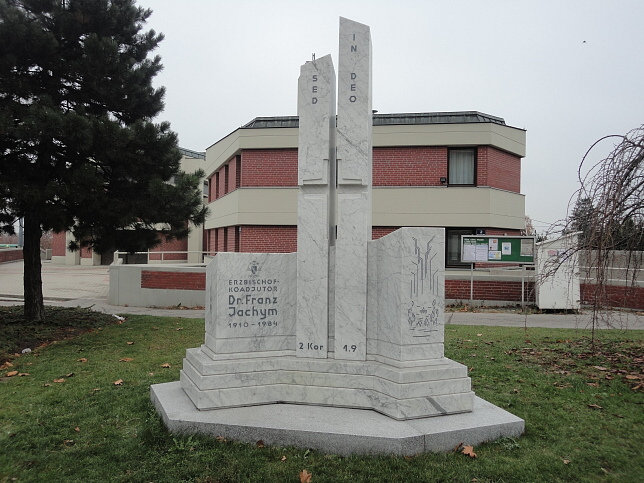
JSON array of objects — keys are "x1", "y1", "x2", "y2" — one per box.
[{"x1": 152, "y1": 17, "x2": 524, "y2": 453}]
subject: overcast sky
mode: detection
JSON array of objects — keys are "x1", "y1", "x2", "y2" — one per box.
[{"x1": 143, "y1": 0, "x2": 644, "y2": 233}]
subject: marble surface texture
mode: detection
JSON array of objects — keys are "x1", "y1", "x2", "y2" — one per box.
[
  {"x1": 152, "y1": 382, "x2": 524, "y2": 455},
  {"x1": 367, "y1": 228, "x2": 446, "y2": 362},
  {"x1": 204, "y1": 252, "x2": 296, "y2": 355},
  {"x1": 296, "y1": 56, "x2": 335, "y2": 359},
  {"x1": 180, "y1": 352, "x2": 473, "y2": 420},
  {"x1": 173, "y1": 17, "x2": 482, "y2": 423},
  {"x1": 334, "y1": 17, "x2": 373, "y2": 360}
]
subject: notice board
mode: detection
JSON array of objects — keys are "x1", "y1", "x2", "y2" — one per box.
[{"x1": 461, "y1": 235, "x2": 535, "y2": 264}]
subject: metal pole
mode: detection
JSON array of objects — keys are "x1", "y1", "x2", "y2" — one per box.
[
  {"x1": 470, "y1": 263, "x2": 474, "y2": 304},
  {"x1": 521, "y1": 268, "x2": 525, "y2": 309}
]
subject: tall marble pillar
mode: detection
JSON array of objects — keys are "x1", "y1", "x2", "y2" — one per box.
[
  {"x1": 334, "y1": 18, "x2": 372, "y2": 360},
  {"x1": 296, "y1": 55, "x2": 336, "y2": 358}
]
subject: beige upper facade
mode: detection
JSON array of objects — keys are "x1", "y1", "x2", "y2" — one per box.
[{"x1": 203, "y1": 112, "x2": 527, "y2": 231}]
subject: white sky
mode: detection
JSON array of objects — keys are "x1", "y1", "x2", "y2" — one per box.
[{"x1": 144, "y1": 0, "x2": 644, "y2": 232}]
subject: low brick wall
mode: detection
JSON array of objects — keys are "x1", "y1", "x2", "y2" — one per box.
[
  {"x1": 446, "y1": 279, "x2": 535, "y2": 303},
  {"x1": 0, "y1": 248, "x2": 23, "y2": 263},
  {"x1": 581, "y1": 283, "x2": 644, "y2": 310},
  {"x1": 108, "y1": 262, "x2": 644, "y2": 310},
  {"x1": 141, "y1": 270, "x2": 206, "y2": 291},
  {"x1": 109, "y1": 264, "x2": 206, "y2": 307}
]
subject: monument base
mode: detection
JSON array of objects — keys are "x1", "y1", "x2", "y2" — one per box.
[{"x1": 151, "y1": 381, "x2": 524, "y2": 456}]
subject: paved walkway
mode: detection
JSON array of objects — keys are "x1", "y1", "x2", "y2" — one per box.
[{"x1": 1, "y1": 260, "x2": 643, "y2": 329}]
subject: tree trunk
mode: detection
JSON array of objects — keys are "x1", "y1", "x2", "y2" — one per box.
[{"x1": 23, "y1": 214, "x2": 44, "y2": 322}]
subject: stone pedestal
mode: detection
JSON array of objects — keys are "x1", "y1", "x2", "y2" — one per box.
[
  {"x1": 176, "y1": 228, "x2": 474, "y2": 420},
  {"x1": 152, "y1": 16, "x2": 523, "y2": 452}
]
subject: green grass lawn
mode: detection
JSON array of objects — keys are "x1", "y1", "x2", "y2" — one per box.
[{"x1": 1, "y1": 310, "x2": 642, "y2": 482}]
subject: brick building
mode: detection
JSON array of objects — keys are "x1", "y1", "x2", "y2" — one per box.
[{"x1": 203, "y1": 111, "x2": 527, "y2": 269}]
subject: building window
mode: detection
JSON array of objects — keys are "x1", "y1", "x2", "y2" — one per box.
[
  {"x1": 446, "y1": 228, "x2": 475, "y2": 267},
  {"x1": 448, "y1": 148, "x2": 476, "y2": 185}
]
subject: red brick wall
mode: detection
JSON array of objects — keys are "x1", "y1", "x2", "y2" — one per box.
[
  {"x1": 581, "y1": 283, "x2": 644, "y2": 310},
  {"x1": 52, "y1": 232, "x2": 66, "y2": 257},
  {"x1": 478, "y1": 147, "x2": 521, "y2": 193},
  {"x1": 216, "y1": 227, "x2": 226, "y2": 252},
  {"x1": 149, "y1": 236, "x2": 188, "y2": 261},
  {"x1": 373, "y1": 147, "x2": 447, "y2": 186},
  {"x1": 214, "y1": 146, "x2": 521, "y2": 192},
  {"x1": 372, "y1": 226, "x2": 400, "y2": 239},
  {"x1": 80, "y1": 246, "x2": 93, "y2": 258},
  {"x1": 0, "y1": 248, "x2": 23, "y2": 263},
  {"x1": 241, "y1": 149, "x2": 298, "y2": 187},
  {"x1": 204, "y1": 229, "x2": 215, "y2": 254},
  {"x1": 217, "y1": 166, "x2": 226, "y2": 198},
  {"x1": 239, "y1": 225, "x2": 297, "y2": 253},
  {"x1": 140, "y1": 270, "x2": 206, "y2": 290},
  {"x1": 446, "y1": 280, "x2": 535, "y2": 302},
  {"x1": 225, "y1": 226, "x2": 238, "y2": 252}
]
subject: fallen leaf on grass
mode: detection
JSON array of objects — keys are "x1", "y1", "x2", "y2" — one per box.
[
  {"x1": 256, "y1": 440, "x2": 265, "y2": 448},
  {"x1": 18, "y1": 372, "x2": 30, "y2": 377},
  {"x1": 113, "y1": 379, "x2": 123, "y2": 386},
  {"x1": 0, "y1": 362, "x2": 13, "y2": 370},
  {"x1": 587, "y1": 404, "x2": 603, "y2": 410},
  {"x1": 66, "y1": 373, "x2": 74, "y2": 378},
  {"x1": 586, "y1": 382, "x2": 599, "y2": 387},
  {"x1": 461, "y1": 445, "x2": 477, "y2": 458},
  {"x1": 5, "y1": 371, "x2": 18, "y2": 377},
  {"x1": 161, "y1": 363, "x2": 171, "y2": 368},
  {"x1": 593, "y1": 366, "x2": 608, "y2": 371},
  {"x1": 176, "y1": 327, "x2": 183, "y2": 331},
  {"x1": 74, "y1": 427, "x2": 80, "y2": 432},
  {"x1": 453, "y1": 442, "x2": 464, "y2": 452},
  {"x1": 280, "y1": 455, "x2": 287, "y2": 462},
  {"x1": 625, "y1": 374, "x2": 640, "y2": 380},
  {"x1": 299, "y1": 469, "x2": 312, "y2": 483},
  {"x1": 119, "y1": 358, "x2": 134, "y2": 362},
  {"x1": 43, "y1": 383, "x2": 51, "y2": 387},
  {"x1": 53, "y1": 378, "x2": 65, "y2": 383},
  {"x1": 63, "y1": 439, "x2": 75, "y2": 446},
  {"x1": 563, "y1": 459, "x2": 570, "y2": 465},
  {"x1": 216, "y1": 436, "x2": 227, "y2": 442},
  {"x1": 126, "y1": 342, "x2": 134, "y2": 345},
  {"x1": 77, "y1": 358, "x2": 88, "y2": 363}
]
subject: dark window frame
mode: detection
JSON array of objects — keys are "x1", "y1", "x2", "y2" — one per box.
[
  {"x1": 447, "y1": 147, "x2": 477, "y2": 186},
  {"x1": 445, "y1": 227, "x2": 476, "y2": 268}
]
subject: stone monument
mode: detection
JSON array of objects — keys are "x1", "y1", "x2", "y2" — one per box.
[{"x1": 152, "y1": 17, "x2": 524, "y2": 454}]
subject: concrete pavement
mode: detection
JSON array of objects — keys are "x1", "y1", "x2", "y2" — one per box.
[{"x1": 1, "y1": 259, "x2": 642, "y2": 329}]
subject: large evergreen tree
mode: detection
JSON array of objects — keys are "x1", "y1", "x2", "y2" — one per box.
[{"x1": 0, "y1": 0, "x2": 207, "y2": 321}]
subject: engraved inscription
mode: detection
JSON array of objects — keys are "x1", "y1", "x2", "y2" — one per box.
[
  {"x1": 407, "y1": 236, "x2": 441, "y2": 335},
  {"x1": 226, "y1": 276, "x2": 280, "y2": 328},
  {"x1": 312, "y1": 74, "x2": 318, "y2": 104}
]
